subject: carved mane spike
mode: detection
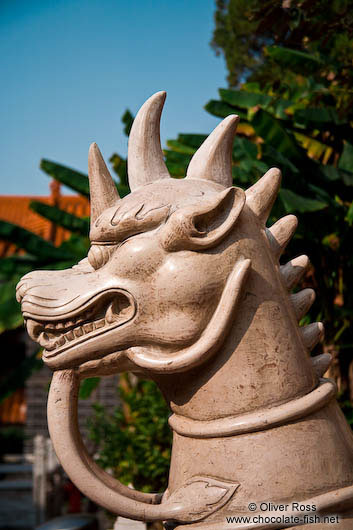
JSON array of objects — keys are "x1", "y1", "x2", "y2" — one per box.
[
  {"x1": 280, "y1": 255, "x2": 309, "y2": 289},
  {"x1": 290, "y1": 288, "x2": 316, "y2": 320},
  {"x1": 301, "y1": 322, "x2": 324, "y2": 351},
  {"x1": 127, "y1": 91, "x2": 170, "y2": 191},
  {"x1": 245, "y1": 167, "x2": 281, "y2": 223},
  {"x1": 88, "y1": 142, "x2": 120, "y2": 229},
  {"x1": 311, "y1": 353, "x2": 332, "y2": 377},
  {"x1": 186, "y1": 115, "x2": 239, "y2": 187},
  {"x1": 267, "y1": 214, "x2": 298, "y2": 258}
]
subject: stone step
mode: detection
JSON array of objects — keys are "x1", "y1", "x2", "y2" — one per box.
[
  {"x1": 0, "y1": 463, "x2": 32, "y2": 474},
  {"x1": 0, "y1": 479, "x2": 32, "y2": 490}
]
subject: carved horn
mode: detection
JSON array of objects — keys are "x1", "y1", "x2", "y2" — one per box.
[
  {"x1": 186, "y1": 115, "x2": 239, "y2": 187},
  {"x1": 88, "y1": 143, "x2": 120, "y2": 229},
  {"x1": 245, "y1": 167, "x2": 282, "y2": 224},
  {"x1": 128, "y1": 91, "x2": 170, "y2": 191}
]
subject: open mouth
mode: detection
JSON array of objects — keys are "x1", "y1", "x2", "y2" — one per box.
[{"x1": 24, "y1": 290, "x2": 136, "y2": 359}]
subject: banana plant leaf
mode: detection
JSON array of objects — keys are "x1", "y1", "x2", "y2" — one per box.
[
  {"x1": 266, "y1": 46, "x2": 323, "y2": 73},
  {"x1": 166, "y1": 140, "x2": 196, "y2": 155},
  {"x1": 233, "y1": 136, "x2": 258, "y2": 161},
  {"x1": 261, "y1": 145, "x2": 299, "y2": 174},
  {"x1": 319, "y1": 165, "x2": 353, "y2": 187},
  {"x1": 0, "y1": 280, "x2": 23, "y2": 333},
  {"x1": 0, "y1": 256, "x2": 38, "y2": 279},
  {"x1": 338, "y1": 142, "x2": 353, "y2": 174},
  {"x1": 204, "y1": 99, "x2": 246, "y2": 120},
  {"x1": 30, "y1": 201, "x2": 89, "y2": 236},
  {"x1": 40, "y1": 159, "x2": 90, "y2": 196},
  {"x1": 110, "y1": 153, "x2": 128, "y2": 187},
  {"x1": 0, "y1": 220, "x2": 73, "y2": 261},
  {"x1": 279, "y1": 188, "x2": 328, "y2": 214},
  {"x1": 346, "y1": 203, "x2": 353, "y2": 226},
  {"x1": 177, "y1": 134, "x2": 207, "y2": 149},
  {"x1": 164, "y1": 150, "x2": 191, "y2": 177},
  {"x1": 59, "y1": 234, "x2": 90, "y2": 262},
  {"x1": 251, "y1": 109, "x2": 303, "y2": 162},
  {"x1": 294, "y1": 107, "x2": 345, "y2": 128},
  {"x1": 219, "y1": 88, "x2": 272, "y2": 109}
]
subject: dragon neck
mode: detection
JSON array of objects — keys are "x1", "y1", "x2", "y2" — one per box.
[{"x1": 156, "y1": 208, "x2": 318, "y2": 421}]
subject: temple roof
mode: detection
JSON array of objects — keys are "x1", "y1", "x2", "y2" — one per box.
[{"x1": 0, "y1": 182, "x2": 90, "y2": 257}]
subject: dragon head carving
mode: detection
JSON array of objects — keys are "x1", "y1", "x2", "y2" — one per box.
[{"x1": 16, "y1": 92, "x2": 257, "y2": 375}]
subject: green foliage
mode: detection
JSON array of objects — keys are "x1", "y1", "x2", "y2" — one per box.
[
  {"x1": 211, "y1": 0, "x2": 353, "y2": 115},
  {"x1": 0, "y1": 279, "x2": 24, "y2": 333},
  {"x1": 87, "y1": 375, "x2": 172, "y2": 493},
  {"x1": 29, "y1": 201, "x2": 89, "y2": 237},
  {"x1": 0, "y1": 220, "x2": 72, "y2": 261},
  {"x1": 79, "y1": 377, "x2": 100, "y2": 399},
  {"x1": 40, "y1": 160, "x2": 90, "y2": 196},
  {"x1": 121, "y1": 109, "x2": 134, "y2": 137}
]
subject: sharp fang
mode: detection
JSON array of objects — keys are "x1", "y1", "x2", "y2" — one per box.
[
  {"x1": 106, "y1": 303, "x2": 115, "y2": 324},
  {"x1": 27, "y1": 320, "x2": 42, "y2": 338},
  {"x1": 57, "y1": 336, "x2": 66, "y2": 346},
  {"x1": 39, "y1": 332, "x2": 50, "y2": 349}
]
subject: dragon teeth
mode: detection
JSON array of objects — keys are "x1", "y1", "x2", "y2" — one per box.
[
  {"x1": 65, "y1": 330, "x2": 75, "y2": 341},
  {"x1": 74, "y1": 327, "x2": 83, "y2": 338},
  {"x1": 94, "y1": 319, "x2": 105, "y2": 329},
  {"x1": 83, "y1": 323, "x2": 94, "y2": 333}
]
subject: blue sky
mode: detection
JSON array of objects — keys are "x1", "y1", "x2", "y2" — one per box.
[{"x1": 0, "y1": 0, "x2": 227, "y2": 195}]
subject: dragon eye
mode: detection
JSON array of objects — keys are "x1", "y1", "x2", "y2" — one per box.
[{"x1": 87, "y1": 245, "x2": 115, "y2": 270}]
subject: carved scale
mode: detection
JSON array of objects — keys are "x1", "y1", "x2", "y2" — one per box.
[{"x1": 17, "y1": 92, "x2": 353, "y2": 529}]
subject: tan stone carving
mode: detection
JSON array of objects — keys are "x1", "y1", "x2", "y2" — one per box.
[{"x1": 17, "y1": 92, "x2": 353, "y2": 528}]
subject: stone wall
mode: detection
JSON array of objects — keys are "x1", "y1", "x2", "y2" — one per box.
[{"x1": 24, "y1": 363, "x2": 119, "y2": 454}]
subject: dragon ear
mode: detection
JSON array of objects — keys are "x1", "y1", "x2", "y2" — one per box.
[{"x1": 160, "y1": 187, "x2": 245, "y2": 251}]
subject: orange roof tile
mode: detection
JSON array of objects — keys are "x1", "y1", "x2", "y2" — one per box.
[{"x1": 0, "y1": 183, "x2": 90, "y2": 258}]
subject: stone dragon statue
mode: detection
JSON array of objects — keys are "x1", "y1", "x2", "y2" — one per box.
[{"x1": 17, "y1": 92, "x2": 353, "y2": 528}]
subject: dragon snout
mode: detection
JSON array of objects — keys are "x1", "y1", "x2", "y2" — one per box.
[{"x1": 16, "y1": 273, "x2": 37, "y2": 303}]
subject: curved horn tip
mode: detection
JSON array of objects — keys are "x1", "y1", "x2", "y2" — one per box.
[
  {"x1": 127, "y1": 91, "x2": 170, "y2": 191},
  {"x1": 223, "y1": 114, "x2": 240, "y2": 126},
  {"x1": 141, "y1": 90, "x2": 167, "y2": 109},
  {"x1": 185, "y1": 114, "x2": 239, "y2": 187},
  {"x1": 88, "y1": 142, "x2": 103, "y2": 163}
]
